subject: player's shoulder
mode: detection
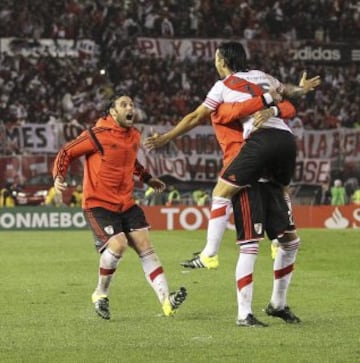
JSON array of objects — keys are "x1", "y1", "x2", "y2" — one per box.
[
  {"x1": 237, "y1": 69, "x2": 268, "y2": 78},
  {"x1": 211, "y1": 78, "x2": 226, "y2": 88}
]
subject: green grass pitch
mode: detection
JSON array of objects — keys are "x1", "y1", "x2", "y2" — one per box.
[{"x1": 0, "y1": 229, "x2": 359, "y2": 363}]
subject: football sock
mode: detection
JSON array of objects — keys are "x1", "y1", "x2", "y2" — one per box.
[
  {"x1": 140, "y1": 248, "x2": 169, "y2": 304},
  {"x1": 270, "y1": 238, "x2": 300, "y2": 309},
  {"x1": 236, "y1": 242, "x2": 259, "y2": 320},
  {"x1": 95, "y1": 248, "x2": 122, "y2": 297},
  {"x1": 202, "y1": 196, "x2": 232, "y2": 257}
]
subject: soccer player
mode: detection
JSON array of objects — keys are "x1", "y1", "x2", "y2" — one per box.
[
  {"x1": 53, "y1": 95, "x2": 187, "y2": 320},
  {"x1": 144, "y1": 41, "x2": 319, "y2": 270},
  {"x1": 145, "y1": 42, "x2": 320, "y2": 326}
]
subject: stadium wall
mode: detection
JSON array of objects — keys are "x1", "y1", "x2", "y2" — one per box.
[{"x1": 0, "y1": 206, "x2": 359, "y2": 231}]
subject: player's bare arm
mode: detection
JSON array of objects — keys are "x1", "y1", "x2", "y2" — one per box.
[
  {"x1": 253, "y1": 72, "x2": 319, "y2": 130},
  {"x1": 281, "y1": 72, "x2": 321, "y2": 98},
  {"x1": 144, "y1": 104, "x2": 212, "y2": 150},
  {"x1": 253, "y1": 100, "x2": 296, "y2": 129},
  {"x1": 253, "y1": 108, "x2": 276, "y2": 129},
  {"x1": 213, "y1": 87, "x2": 283, "y2": 125}
]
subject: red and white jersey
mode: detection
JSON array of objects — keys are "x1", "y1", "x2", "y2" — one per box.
[{"x1": 203, "y1": 70, "x2": 292, "y2": 138}]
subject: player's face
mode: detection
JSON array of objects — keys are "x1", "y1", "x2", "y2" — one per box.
[
  {"x1": 111, "y1": 96, "x2": 135, "y2": 128},
  {"x1": 215, "y1": 49, "x2": 227, "y2": 78}
]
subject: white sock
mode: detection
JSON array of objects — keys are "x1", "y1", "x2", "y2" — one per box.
[
  {"x1": 236, "y1": 242, "x2": 259, "y2": 320},
  {"x1": 95, "y1": 248, "x2": 122, "y2": 297},
  {"x1": 202, "y1": 196, "x2": 232, "y2": 257},
  {"x1": 140, "y1": 248, "x2": 169, "y2": 304},
  {"x1": 270, "y1": 238, "x2": 300, "y2": 309}
]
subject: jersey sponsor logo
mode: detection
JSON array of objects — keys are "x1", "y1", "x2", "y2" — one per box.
[
  {"x1": 253, "y1": 223, "x2": 263, "y2": 234},
  {"x1": 104, "y1": 225, "x2": 114, "y2": 235}
]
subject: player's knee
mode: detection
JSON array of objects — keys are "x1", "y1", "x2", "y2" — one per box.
[
  {"x1": 213, "y1": 180, "x2": 239, "y2": 199},
  {"x1": 278, "y1": 233, "x2": 300, "y2": 251},
  {"x1": 108, "y1": 233, "x2": 128, "y2": 255}
]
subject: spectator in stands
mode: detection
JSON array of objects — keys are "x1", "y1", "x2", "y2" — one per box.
[
  {"x1": 144, "y1": 185, "x2": 165, "y2": 205},
  {"x1": 330, "y1": 179, "x2": 347, "y2": 206},
  {"x1": 144, "y1": 185, "x2": 155, "y2": 205},
  {"x1": 70, "y1": 184, "x2": 83, "y2": 207},
  {"x1": 351, "y1": 187, "x2": 360, "y2": 205},
  {"x1": 0, "y1": 0, "x2": 359, "y2": 42},
  {"x1": 192, "y1": 189, "x2": 210, "y2": 206},
  {"x1": 320, "y1": 182, "x2": 331, "y2": 205},
  {"x1": 166, "y1": 184, "x2": 181, "y2": 206},
  {"x1": 44, "y1": 186, "x2": 63, "y2": 207},
  {"x1": 0, "y1": 182, "x2": 17, "y2": 207}
]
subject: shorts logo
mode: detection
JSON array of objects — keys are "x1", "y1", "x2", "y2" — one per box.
[
  {"x1": 254, "y1": 223, "x2": 263, "y2": 234},
  {"x1": 104, "y1": 225, "x2": 114, "y2": 235}
]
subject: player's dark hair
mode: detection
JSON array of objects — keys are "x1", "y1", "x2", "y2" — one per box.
[
  {"x1": 217, "y1": 42, "x2": 247, "y2": 72},
  {"x1": 101, "y1": 93, "x2": 126, "y2": 118}
]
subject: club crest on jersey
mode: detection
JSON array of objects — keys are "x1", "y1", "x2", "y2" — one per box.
[
  {"x1": 254, "y1": 223, "x2": 263, "y2": 234},
  {"x1": 104, "y1": 225, "x2": 114, "y2": 235}
]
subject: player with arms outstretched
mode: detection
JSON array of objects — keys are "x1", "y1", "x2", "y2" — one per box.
[{"x1": 53, "y1": 95, "x2": 187, "y2": 320}]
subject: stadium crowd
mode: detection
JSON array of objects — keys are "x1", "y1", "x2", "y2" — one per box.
[
  {"x1": 0, "y1": 0, "x2": 359, "y2": 132},
  {"x1": 1, "y1": 0, "x2": 359, "y2": 41}
]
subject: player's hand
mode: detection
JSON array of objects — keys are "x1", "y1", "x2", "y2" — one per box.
[
  {"x1": 54, "y1": 176, "x2": 67, "y2": 193},
  {"x1": 299, "y1": 72, "x2": 321, "y2": 93},
  {"x1": 253, "y1": 108, "x2": 275, "y2": 130},
  {"x1": 268, "y1": 87, "x2": 283, "y2": 103},
  {"x1": 147, "y1": 178, "x2": 166, "y2": 192},
  {"x1": 143, "y1": 128, "x2": 170, "y2": 150}
]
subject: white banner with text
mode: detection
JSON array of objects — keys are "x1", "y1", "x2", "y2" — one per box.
[{"x1": 1, "y1": 124, "x2": 358, "y2": 184}]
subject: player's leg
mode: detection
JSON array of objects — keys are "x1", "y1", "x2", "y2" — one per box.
[
  {"x1": 84, "y1": 207, "x2": 127, "y2": 320},
  {"x1": 262, "y1": 183, "x2": 301, "y2": 323},
  {"x1": 125, "y1": 205, "x2": 187, "y2": 316},
  {"x1": 232, "y1": 186, "x2": 268, "y2": 327},
  {"x1": 181, "y1": 142, "x2": 266, "y2": 269},
  {"x1": 181, "y1": 179, "x2": 237, "y2": 269},
  {"x1": 265, "y1": 231, "x2": 301, "y2": 323}
]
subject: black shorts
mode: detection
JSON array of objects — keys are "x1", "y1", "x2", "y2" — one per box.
[
  {"x1": 232, "y1": 182, "x2": 296, "y2": 243},
  {"x1": 221, "y1": 128, "x2": 297, "y2": 187},
  {"x1": 83, "y1": 205, "x2": 150, "y2": 252}
]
